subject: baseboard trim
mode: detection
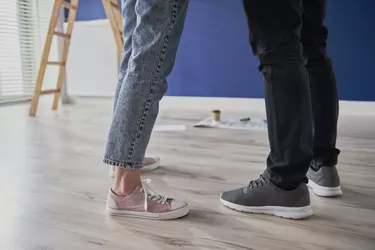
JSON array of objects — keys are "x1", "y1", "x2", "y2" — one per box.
[{"x1": 159, "y1": 96, "x2": 375, "y2": 116}]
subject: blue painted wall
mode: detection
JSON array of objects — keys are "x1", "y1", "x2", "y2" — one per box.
[{"x1": 68, "y1": 0, "x2": 375, "y2": 101}]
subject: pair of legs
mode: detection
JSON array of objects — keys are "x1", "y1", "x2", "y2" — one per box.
[
  {"x1": 104, "y1": 0, "x2": 190, "y2": 219},
  {"x1": 221, "y1": 0, "x2": 341, "y2": 219},
  {"x1": 104, "y1": 0, "x2": 340, "y2": 220},
  {"x1": 246, "y1": 0, "x2": 339, "y2": 190}
]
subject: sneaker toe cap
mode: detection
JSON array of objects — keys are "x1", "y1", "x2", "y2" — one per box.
[
  {"x1": 220, "y1": 188, "x2": 243, "y2": 203},
  {"x1": 154, "y1": 157, "x2": 161, "y2": 162},
  {"x1": 170, "y1": 200, "x2": 188, "y2": 210}
]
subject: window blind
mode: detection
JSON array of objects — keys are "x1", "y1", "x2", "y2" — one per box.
[{"x1": 0, "y1": 0, "x2": 53, "y2": 103}]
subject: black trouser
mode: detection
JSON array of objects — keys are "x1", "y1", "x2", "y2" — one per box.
[{"x1": 242, "y1": 0, "x2": 339, "y2": 190}]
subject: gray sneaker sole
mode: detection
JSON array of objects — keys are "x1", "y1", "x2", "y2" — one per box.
[
  {"x1": 307, "y1": 179, "x2": 343, "y2": 197},
  {"x1": 220, "y1": 196, "x2": 313, "y2": 220}
]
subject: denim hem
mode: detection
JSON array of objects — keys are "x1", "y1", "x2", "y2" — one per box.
[{"x1": 103, "y1": 158, "x2": 143, "y2": 170}]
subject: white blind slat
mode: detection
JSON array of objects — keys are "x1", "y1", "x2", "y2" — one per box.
[{"x1": 0, "y1": 0, "x2": 54, "y2": 103}]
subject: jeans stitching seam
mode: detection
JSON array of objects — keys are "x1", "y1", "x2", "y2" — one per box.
[{"x1": 126, "y1": 0, "x2": 178, "y2": 162}]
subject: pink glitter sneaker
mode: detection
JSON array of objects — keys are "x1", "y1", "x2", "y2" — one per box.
[
  {"x1": 106, "y1": 179, "x2": 189, "y2": 220},
  {"x1": 109, "y1": 157, "x2": 161, "y2": 178}
]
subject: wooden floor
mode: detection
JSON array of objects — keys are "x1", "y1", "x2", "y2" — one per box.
[{"x1": 1, "y1": 98, "x2": 375, "y2": 250}]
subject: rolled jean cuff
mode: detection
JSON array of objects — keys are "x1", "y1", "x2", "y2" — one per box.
[{"x1": 103, "y1": 158, "x2": 143, "y2": 170}]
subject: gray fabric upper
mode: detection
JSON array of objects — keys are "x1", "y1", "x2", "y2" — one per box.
[
  {"x1": 307, "y1": 165, "x2": 340, "y2": 187},
  {"x1": 221, "y1": 178, "x2": 310, "y2": 208}
]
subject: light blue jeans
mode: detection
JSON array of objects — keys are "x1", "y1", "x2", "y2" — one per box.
[{"x1": 103, "y1": 0, "x2": 189, "y2": 169}]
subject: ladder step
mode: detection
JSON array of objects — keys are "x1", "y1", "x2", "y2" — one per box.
[
  {"x1": 61, "y1": 1, "x2": 77, "y2": 10},
  {"x1": 40, "y1": 89, "x2": 60, "y2": 95},
  {"x1": 54, "y1": 31, "x2": 71, "y2": 39},
  {"x1": 47, "y1": 61, "x2": 66, "y2": 66},
  {"x1": 109, "y1": 0, "x2": 119, "y2": 7}
]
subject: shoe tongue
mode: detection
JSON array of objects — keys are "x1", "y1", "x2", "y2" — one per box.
[
  {"x1": 131, "y1": 185, "x2": 143, "y2": 195},
  {"x1": 310, "y1": 159, "x2": 324, "y2": 171},
  {"x1": 262, "y1": 169, "x2": 271, "y2": 180}
]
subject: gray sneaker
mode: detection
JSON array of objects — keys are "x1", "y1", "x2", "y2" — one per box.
[
  {"x1": 307, "y1": 165, "x2": 342, "y2": 197},
  {"x1": 220, "y1": 175, "x2": 313, "y2": 220}
]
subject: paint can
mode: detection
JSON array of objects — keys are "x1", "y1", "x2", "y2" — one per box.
[{"x1": 212, "y1": 110, "x2": 221, "y2": 122}]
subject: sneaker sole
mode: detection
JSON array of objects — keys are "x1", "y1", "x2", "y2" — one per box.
[
  {"x1": 106, "y1": 204, "x2": 189, "y2": 220},
  {"x1": 220, "y1": 197, "x2": 313, "y2": 220},
  {"x1": 307, "y1": 180, "x2": 343, "y2": 197},
  {"x1": 109, "y1": 159, "x2": 161, "y2": 178}
]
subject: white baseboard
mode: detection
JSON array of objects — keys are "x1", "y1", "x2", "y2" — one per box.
[
  {"x1": 159, "y1": 96, "x2": 375, "y2": 116},
  {"x1": 338, "y1": 100, "x2": 375, "y2": 116},
  {"x1": 160, "y1": 97, "x2": 265, "y2": 113}
]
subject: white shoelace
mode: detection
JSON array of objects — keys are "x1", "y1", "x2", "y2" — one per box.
[{"x1": 140, "y1": 179, "x2": 168, "y2": 211}]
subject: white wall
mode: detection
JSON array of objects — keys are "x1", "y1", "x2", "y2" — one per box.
[{"x1": 64, "y1": 19, "x2": 117, "y2": 97}]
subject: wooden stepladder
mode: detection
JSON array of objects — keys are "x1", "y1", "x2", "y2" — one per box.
[{"x1": 29, "y1": 0, "x2": 123, "y2": 116}]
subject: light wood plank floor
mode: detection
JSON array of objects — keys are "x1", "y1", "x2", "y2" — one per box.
[{"x1": 1, "y1": 98, "x2": 375, "y2": 250}]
